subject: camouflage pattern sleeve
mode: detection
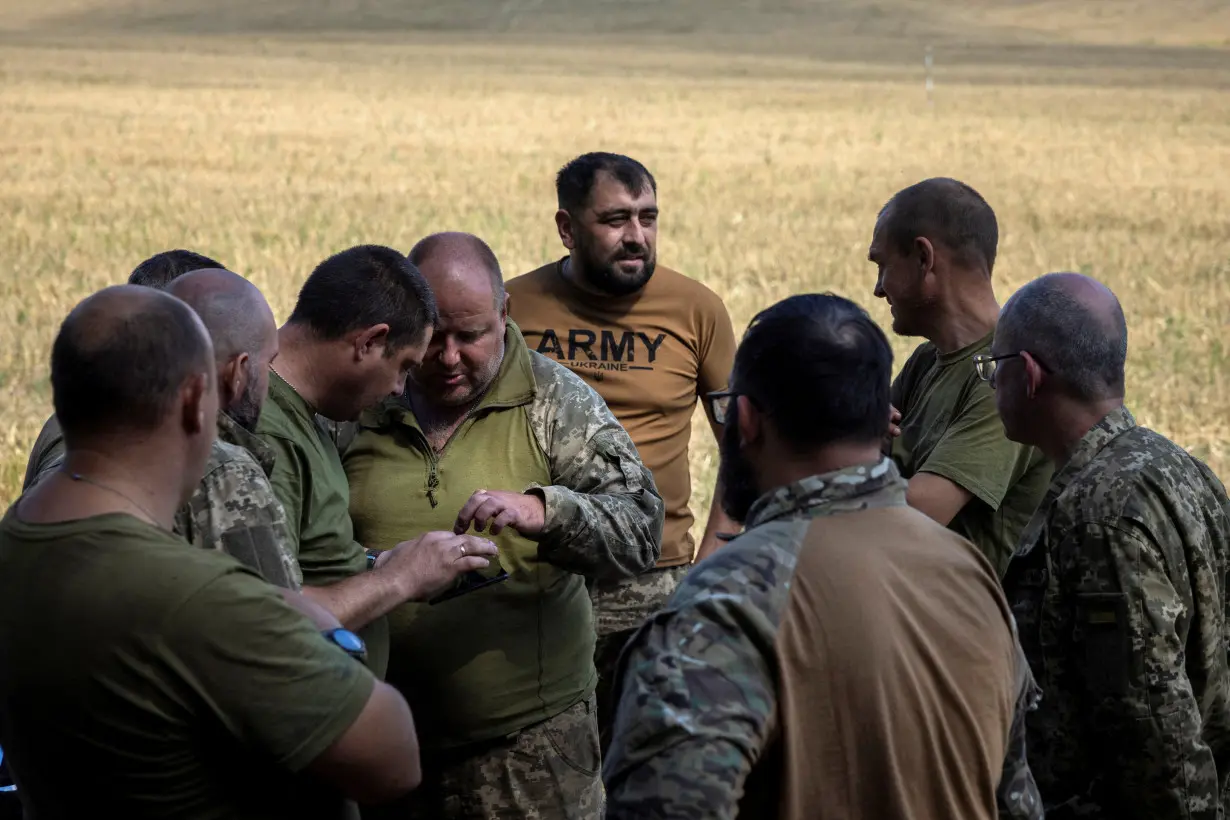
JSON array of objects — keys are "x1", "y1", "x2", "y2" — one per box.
[
  {"x1": 525, "y1": 352, "x2": 664, "y2": 581},
  {"x1": 602, "y1": 543, "x2": 785, "y2": 820},
  {"x1": 178, "y1": 448, "x2": 303, "y2": 590},
  {"x1": 1059, "y1": 520, "x2": 1221, "y2": 818},
  {"x1": 998, "y1": 634, "x2": 1044, "y2": 819}
]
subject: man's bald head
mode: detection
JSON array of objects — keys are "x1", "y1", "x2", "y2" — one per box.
[
  {"x1": 407, "y1": 232, "x2": 505, "y2": 309},
  {"x1": 164, "y1": 268, "x2": 276, "y2": 366},
  {"x1": 999, "y1": 272, "x2": 1128, "y2": 401},
  {"x1": 51, "y1": 285, "x2": 214, "y2": 445}
]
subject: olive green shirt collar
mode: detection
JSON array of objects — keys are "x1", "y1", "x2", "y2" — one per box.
[{"x1": 364, "y1": 320, "x2": 535, "y2": 432}]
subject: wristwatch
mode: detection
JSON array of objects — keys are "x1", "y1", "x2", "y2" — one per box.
[
  {"x1": 322, "y1": 628, "x2": 367, "y2": 663},
  {"x1": 365, "y1": 548, "x2": 380, "y2": 570}
]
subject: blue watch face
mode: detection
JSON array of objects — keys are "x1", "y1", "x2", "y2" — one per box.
[{"x1": 331, "y1": 629, "x2": 365, "y2": 653}]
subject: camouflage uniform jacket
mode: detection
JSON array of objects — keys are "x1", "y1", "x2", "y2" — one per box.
[
  {"x1": 1003, "y1": 405, "x2": 1230, "y2": 819},
  {"x1": 603, "y1": 457, "x2": 1043, "y2": 820}
]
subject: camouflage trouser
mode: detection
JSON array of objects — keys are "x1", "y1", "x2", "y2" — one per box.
[
  {"x1": 587, "y1": 564, "x2": 691, "y2": 758},
  {"x1": 369, "y1": 695, "x2": 603, "y2": 820}
]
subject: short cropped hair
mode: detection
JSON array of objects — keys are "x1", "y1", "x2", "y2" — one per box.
[
  {"x1": 881, "y1": 178, "x2": 999, "y2": 273},
  {"x1": 1000, "y1": 275, "x2": 1128, "y2": 401},
  {"x1": 127, "y1": 250, "x2": 224, "y2": 290},
  {"x1": 556, "y1": 152, "x2": 657, "y2": 215},
  {"x1": 52, "y1": 286, "x2": 213, "y2": 443},
  {"x1": 287, "y1": 245, "x2": 439, "y2": 351},
  {"x1": 734, "y1": 293, "x2": 893, "y2": 449}
]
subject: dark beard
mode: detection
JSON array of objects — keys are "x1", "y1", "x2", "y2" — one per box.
[
  {"x1": 228, "y1": 383, "x2": 262, "y2": 432},
  {"x1": 574, "y1": 232, "x2": 655, "y2": 297},
  {"x1": 717, "y1": 403, "x2": 762, "y2": 525}
]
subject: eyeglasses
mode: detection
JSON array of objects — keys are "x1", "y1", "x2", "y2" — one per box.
[
  {"x1": 705, "y1": 390, "x2": 735, "y2": 425},
  {"x1": 972, "y1": 351, "x2": 1049, "y2": 385}
]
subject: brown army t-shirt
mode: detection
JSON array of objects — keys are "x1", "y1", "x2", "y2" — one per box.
[
  {"x1": 507, "y1": 258, "x2": 736, "y2": 567},
  {"x1": 890, "y1": 331, "x2": 1053, "y2": 576},
  {"x1": 0, "y1": 507, "x2": 375, "y2": 819}
]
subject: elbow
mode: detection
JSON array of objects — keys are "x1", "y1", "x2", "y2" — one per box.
[{"x1": 350, "y1": 745, "x2": 421, "y2": 806}]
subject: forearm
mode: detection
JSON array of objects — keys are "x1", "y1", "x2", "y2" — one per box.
[
  {"x1": 604, "y1": 740, "x2": 746, "y2": 820},
  {"x1": 1100, "y1": 689, "x2": 1217, "y2": 818},
  {"x1": 695, "y1": 480, "x2": 739, "y2": 563},
  {"x1": 535, "y1": 485, "x2": 663, "y2": 580},
  {"x1": 300, "y1": 566, "x2": 409, "y2": 632}
]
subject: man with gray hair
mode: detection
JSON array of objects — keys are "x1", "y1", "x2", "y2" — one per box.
[{"x1": 985, "y1": 271, "x2": 1230, "y2": 819}]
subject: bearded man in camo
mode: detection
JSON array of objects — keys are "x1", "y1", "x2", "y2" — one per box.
[{"x1": 603, "y1": 292, "x2": 1042, "y2": 820}]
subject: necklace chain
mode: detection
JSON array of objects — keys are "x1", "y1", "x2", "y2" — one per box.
[{"x1": 64, "y1": 471, "x2": 162, "y2": 528}]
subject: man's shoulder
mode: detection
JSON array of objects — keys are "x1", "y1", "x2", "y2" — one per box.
[
  {"x1": 197, "y1": 440, "x2": 277, "y2": 499},
  {"x1": 528, "y1": 347, "x2": 604, "y2": 407},
  {"x1": 670, "y1": 521, "x2": 805, "y2": 615},
  {"x1": 1065, "y1": 425, "x2": 1227, "y2": 519},
  {"x1": 506, "y1": 261, "x2": 560, "y2": 296}
]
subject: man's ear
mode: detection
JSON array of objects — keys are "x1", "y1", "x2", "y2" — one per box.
[
  {"x1": 555, "y1": 209, "x2": 577, "y2": 251},
  {"x1": 181, "y1": 373, "x2": 210, "y2": 436},
  {"x1": 735, "y1": 394, "x2": 762, "y2": 448},
  {"x1": 1022, "y1": 352, "x2": 1045, "y2": 399},
  {"x1": 353, "y1": 324, "x2": 390, "y2": 361},
  {"x1": 914, "y1": 236, "x2": 936, "y2": 276},
  {"x1": 219, "y1": 353, "x2": 248, "y2": 406}
]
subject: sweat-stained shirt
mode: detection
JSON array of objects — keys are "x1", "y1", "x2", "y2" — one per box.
[
  {"x1": 1003, "y1": 406, "x2": 1230, "y2": 819},
  {"x1": 891, "y1": 331, "x2": 1052, "y2": 576},
  {"x1": 0, "y1": 507, "x2": 375, "y2": 819},
  {"x1": 506, "y1": 259, "x2": 736, "y2": 569},
  {"x1": 341, "y1": 321, "x2": 664, "y2": 750},
  {"x1": 256, "y1": 371, "x2": 390, "y2": 678},
  {"x1": 22, "y1": 410, "x2": 300, "y2": 590},
  {"x1": 603, "y1": 457, "x2": 1044, "y2": 820}
]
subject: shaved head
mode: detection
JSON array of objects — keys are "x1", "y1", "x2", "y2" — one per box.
[
  {"x1": 999, "y1": 272, "x2": 1127, "y2": 401},
  {"x1": 164, "y1": 268, "x2": 275, "y2": 365},
  {"x1": 164, "y1": 268, "x2": 278, "y2": 431},
  {"x1": 51, "y1": 285, "x2": 214, "y2": 445},
  {"x1": 408, "y1": 232, "x2": 505, "y2": 308}
]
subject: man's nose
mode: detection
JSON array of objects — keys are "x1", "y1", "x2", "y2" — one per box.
[
  {"x1": 439, "y1": 340, "x2": 462, "y2": 368},
  {"x1": 391, "y1": 371, "x2": 407, "y2": 397}
]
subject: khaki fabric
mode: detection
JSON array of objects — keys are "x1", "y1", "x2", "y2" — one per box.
[
  {"x1": 507, "y1": 259, "x2": 736, "y2": 567},
  {"x1": 890, "y1": 331, "x2": 1052, "y2": 576},
  {"x1": 0, "y1": 506, "x2": 374, "y2": 819}
]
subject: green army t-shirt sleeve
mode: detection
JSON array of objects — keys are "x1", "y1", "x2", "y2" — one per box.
[
  {"x1": 916, "y1": 379, "x2": 1030, "y2": 511},
  {"x1": 261, "y1": 434, "x2": 308, "y2": 557},
  {"x1": 22, "y1": 413, "x2": 65, "y2": 492},
  {"x1": 163, "y1": 568, "x2": 375, "y2": 773},
  {"x1": 1059, "y1": 520, "x2": 1219, "y2": 818},
  {"x1": 603, "y1": 590, "x2": 779, "y2": 820}
]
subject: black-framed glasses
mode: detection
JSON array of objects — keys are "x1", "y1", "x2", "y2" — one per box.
[
  {"x1": 705, "y1": 390, "x2": 736, "y2": 425},
  {"x1": 972, "y1": 351, "x2": 1049, "y2": 384}
]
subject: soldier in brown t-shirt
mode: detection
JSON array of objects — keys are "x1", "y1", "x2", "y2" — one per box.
[{"x1": 507, "y1": 152, "x2": 738, "y2": 756}]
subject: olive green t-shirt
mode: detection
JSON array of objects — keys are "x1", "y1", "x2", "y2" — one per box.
[
  {"x1": 256, "y1": 372, "x2": 389, "y2": 678},
  {"x1": 890, "y1": 332, "x2": 1052, "y2": 577},
  {"x1": 0, "y1": 506, "x2": 374, "y2": 819}
]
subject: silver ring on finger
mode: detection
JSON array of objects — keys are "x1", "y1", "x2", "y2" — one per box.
[{"x1": 459, "y1": 544, "x2": 467, "y2": 557}]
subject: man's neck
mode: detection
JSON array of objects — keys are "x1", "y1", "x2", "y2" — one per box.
[
  {"x1": 758, "y1": 441, "x2": 886, "y2": 492},
  {"x1": 274, "y1": 325, "x2": 332, "y2": 412},
  {"x1": 405, "y1": 391, "x2": 479, "y2": 452},
  {"x1": 25, "y1": 444, "x2": 184, "y2": 530},
  {"x1": 1037, "y1": 397, "x2": 1125, "y2": 468},
  {"x1": 927, "y1": 275, "x2": 1001, "y2": 354}
]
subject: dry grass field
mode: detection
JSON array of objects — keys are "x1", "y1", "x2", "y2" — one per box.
[{"x1": 0, "y1": 1, "x2": 1228, "y2": 541}]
